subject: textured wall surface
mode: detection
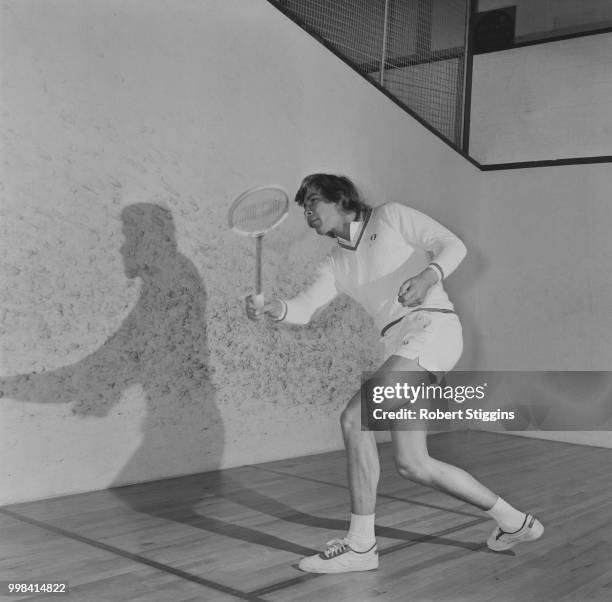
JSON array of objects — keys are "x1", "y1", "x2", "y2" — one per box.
[
  {"x1": 0, "y1": 0, "x2": 480, "y2": 503},
  {"x1": 470, "y1": 33, "x2": 612, "y2": 163}
]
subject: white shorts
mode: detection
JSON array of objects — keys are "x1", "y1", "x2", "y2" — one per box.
[{"x1": 379, "y1": 310, "x2": 463, "y2": 374}]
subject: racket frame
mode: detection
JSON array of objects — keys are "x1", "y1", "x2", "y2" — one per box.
[
  {"x1": 227, "y1": 185, "x2": 289, "y2": 237},
  {"x1": 227, "y1": 185, "x2": 289, "y2": 306}
]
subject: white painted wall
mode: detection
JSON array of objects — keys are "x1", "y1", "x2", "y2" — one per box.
[
  {"x1": 0, "y1": 0, "x2": 480, "y2": 504},
  {"x1": 476, "y1": 166, "x2": 612, "y2": 369},
  {"x1": 467, "y1": 25, "x2": 612, "y2": 451},
  {"x1": 469, "y1": 33, "x2": 612, "y2": 163},
  {"x1": 473, "y1": 165, "x2": 612, "y2": 448}
]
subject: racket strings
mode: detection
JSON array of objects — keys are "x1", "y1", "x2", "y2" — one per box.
[{"x1": 229, "y1": 190, "x2": 288, "y2": 235}]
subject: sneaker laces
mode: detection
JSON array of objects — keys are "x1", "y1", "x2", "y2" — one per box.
[{"x1": 322, "y1": 538, "x2": 350, "y2": 558}]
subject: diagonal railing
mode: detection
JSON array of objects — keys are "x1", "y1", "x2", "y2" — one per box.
[{"x1": 270, "y1": 0, "x2": 472, "y2": 150}]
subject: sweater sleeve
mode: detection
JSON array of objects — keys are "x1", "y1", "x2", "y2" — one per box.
[
  {"x1": 387, "y1": 202, "x2": 467, "y2": 279},
  {"x1": 279, "y1": 257, "x2": 339, "y2": 325}
]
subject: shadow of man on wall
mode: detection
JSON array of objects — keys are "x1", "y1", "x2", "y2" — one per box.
[{"x1": 1, "y1": 202, "x2": 224, "y2": 492}]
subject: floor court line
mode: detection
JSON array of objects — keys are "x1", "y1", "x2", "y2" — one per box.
[
  {"x1": 248, "y1": 516, "x2": 491, "y2": 598},
  {"x1": 2, "y1": 446, "x2": 500, "y2": 602},
  {"x1": 2, "y1": 503, "x2": 490, "y2": 601},
  {"x1": 248, "y1": 464, "x2": 483, "y2": 519},
  {"x1": 0, "y1": 508, "x2": 266, "y2": 602},
  {"x1": 378, "y1": 517, "x2": 494, "y2": 557}
]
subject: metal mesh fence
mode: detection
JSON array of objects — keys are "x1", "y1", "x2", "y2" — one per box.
[{"x1": 274, "y1": 0, "x2": 469, "y2": 146}]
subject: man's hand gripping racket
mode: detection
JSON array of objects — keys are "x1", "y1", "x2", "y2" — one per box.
[{"x1": 228, "y1": 185, "x2": 289, "y2": 320}]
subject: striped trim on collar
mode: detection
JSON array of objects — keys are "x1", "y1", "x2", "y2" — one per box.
[{"x1": 337, "y1": 207, "x2": 372, "y2": 251}]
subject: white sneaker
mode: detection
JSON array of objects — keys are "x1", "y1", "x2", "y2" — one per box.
[
  {"x1": 298, "y1": 538, "x2": 379, "y2": 573},
  {"x1": 487, "y1": 514, "x2": 544, "y2": 551}
]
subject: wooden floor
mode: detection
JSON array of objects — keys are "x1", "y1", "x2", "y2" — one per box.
[{"x1": 1, "y1": 431, "x2": 611, "y2": 602}]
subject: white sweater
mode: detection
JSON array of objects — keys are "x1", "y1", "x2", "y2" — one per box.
[{"x1": 281, "y1": 202, "x2": 467, "y2": 332}]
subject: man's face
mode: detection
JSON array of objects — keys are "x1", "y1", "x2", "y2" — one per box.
[{"x1": 303, "y1": 188, "x2": 343, "y2": 236}]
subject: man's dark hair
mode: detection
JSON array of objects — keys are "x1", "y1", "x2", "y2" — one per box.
[{"x1": 294, "y1": 174, "x2": 369, "y2": 215}]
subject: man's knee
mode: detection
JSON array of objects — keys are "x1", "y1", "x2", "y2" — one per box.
[
  {"x1": 341, "y1": 404, "x2": 361, "y2": 435},
  {"x1": 395, "y1": 456, "x2": 433, "y2": 484}
]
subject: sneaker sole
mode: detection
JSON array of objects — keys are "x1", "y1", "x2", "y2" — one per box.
[
  {"x1": 487, "y1": 518, "x2": 544, "y2": 552},
  {"x1": 298, "y1": 560, "x2": 379, "y2": 574}
]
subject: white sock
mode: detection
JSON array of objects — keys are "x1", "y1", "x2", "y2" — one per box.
[
  {"x1": 486, "y1": 497, "x2": 526, "y2": 532},
  {"x1": 346, "y1": 513, "x2": 376, "y2": 550}
]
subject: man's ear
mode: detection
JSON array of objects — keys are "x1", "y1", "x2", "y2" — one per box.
[{"x1": 339, "y1": 192, "x2": 353, "y2": 213}]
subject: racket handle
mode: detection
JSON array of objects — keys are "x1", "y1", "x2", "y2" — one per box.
[
  {"x1": 253, "y1": 293, "x2": 265, "y2": 308},
  {"x1": 254, "y1": 236, "x2": 264, "y2": 308}
]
